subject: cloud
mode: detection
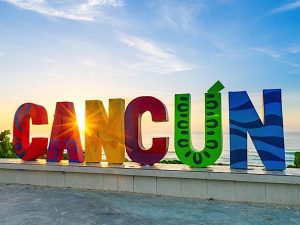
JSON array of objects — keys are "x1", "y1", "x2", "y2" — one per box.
[
  {"x1": 250, "y1": 47, "x2": 280, "y2": 59},
  {"x1": 119, "y1": 34, "x2": 194, "y2": 74},
  {"x1": 250, "y1": 47, "x2": 299, "y2": 68},
  {"x1": 2, "y1": 0, "x2": 123, "y2": 21},
  {"x1": 42, "y1": 58, "x2": 55, "y2": 63},
  {"x1": 47, "y1": 72, "x2": 65, "y2": 79},
  {"x1": 159, "y1": 1, "x2": 205, "y2": 31},
  {"x1": 266, "y1": 0, "x2": 300, "y2": 16},
  {"x1": 287, "y1": 45, "x2": 300, "y2": 54}
]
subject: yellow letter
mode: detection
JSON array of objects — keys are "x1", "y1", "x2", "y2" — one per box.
[{"x1": 85, "y1": 99, "x2": 125, "y2": 163}]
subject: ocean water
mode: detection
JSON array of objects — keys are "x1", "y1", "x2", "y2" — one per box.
[
  {"x1": 141, "y1": 132, "x2": 299, "y2": 166},
  {"x1": 75, "y1": 131, "x2": 299, "y2": 166}
]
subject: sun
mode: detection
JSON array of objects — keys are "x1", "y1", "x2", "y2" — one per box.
[{"x1": 76, "y1": 104, "x2": 85, "y2": 133}]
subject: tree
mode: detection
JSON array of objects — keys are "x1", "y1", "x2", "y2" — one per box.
[{"x1": 0, "y1": 130, "x2": 17, "y2": 158}]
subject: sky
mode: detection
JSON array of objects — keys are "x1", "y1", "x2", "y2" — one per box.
[{"x1": 0, "y1": 0, "x2": 300, "y2": 142}]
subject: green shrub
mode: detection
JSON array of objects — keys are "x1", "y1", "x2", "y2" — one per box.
[
  {"x1": 294, "y1": 152, "x2": 300, "y2": 168},
  {"x1": 159, "y1": 159, "x2": 183, "y2": 164},
  {"x1": 0, "y1": 130, "x2": 17, "y2": 158}
]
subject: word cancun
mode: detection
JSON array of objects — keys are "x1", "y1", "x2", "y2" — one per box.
[{"x1": 12, "y1": 81, "x2": 285, "y2": 171}]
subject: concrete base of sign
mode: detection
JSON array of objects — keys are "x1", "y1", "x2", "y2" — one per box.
[{"x1": 0, "y1": 159, "x2": 299, "y2": 205}]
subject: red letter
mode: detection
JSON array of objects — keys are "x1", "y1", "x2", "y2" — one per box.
[
  {"x1": 13, "y1": 103, "x2": 48, "y2": 160},
  {"x1": 125, "y1": 96, "x2": 169, "y2": 165},
  {"x1": 47, "y1": 102, "x2": 84, "y2": 162}
]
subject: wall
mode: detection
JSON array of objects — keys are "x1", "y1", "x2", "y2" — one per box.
[{"x1": 0, "y1": 159, "x2": 299, "y2": 205}]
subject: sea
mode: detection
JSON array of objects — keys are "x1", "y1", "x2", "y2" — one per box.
[
  {"x1": 72, "y1": 131, "x2": 299, "y2": 166},
  {"x1": 140, "y1": 132, "x2": 299, "y2": 167}
]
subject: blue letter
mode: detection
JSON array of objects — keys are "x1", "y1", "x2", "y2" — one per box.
[{"x1": 229, "y1": 89, "x2": 285, "y2": 170}]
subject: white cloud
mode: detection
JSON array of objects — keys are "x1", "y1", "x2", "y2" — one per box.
[
  {"x1": 287, "y1": 45, "x2": 300, "y2": 54},
  {"x1": 120, "y1": 35, "x2": 175, "y2": 61},
  {"x1": 158, "y1": 2, "x2": 241, "y2": 59},
  {"x1": 159, "y1": 1, "x2": 205, "y2": 31},
  {"x1": 79, "y1": 57, "x2": 135, "y2": 77},
  {"x1": 250, "y1": 47, "x2": 280, "y2": 59},
  {"x1": 119, "y1": 34, "x2": 194, "y2": 74},
  {"x1": 266, "y1": 0, "x2": 300, "y2": 16},
  {"x1": 250, "y1": 47, "x2": 299, "y2": 68},
  {"x1": 2, "y1": 0, "x2": 123, "y2": 21},
  {"x1": 47, "y1": 72, "x2": 65, "y2": 79},
  {"x1": 42, "y1": 58, "x2": 55, "y2": 63}
]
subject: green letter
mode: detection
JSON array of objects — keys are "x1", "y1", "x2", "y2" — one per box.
[{"x1": 175, "y1": 81, "x2": 224, "y2": 167}]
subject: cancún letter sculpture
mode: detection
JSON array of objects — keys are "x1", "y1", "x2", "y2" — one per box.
[
  {"x1": 47, "y1": 102, "x2": 84, "y2": 163},
  {"x1": 125, "y1": 96, "x2": 169, "y2": 165},
  {"x1": 12, "y1": 81, "x2": 287, "y2": 171},
  {"x1": 229, "y1": 89, "x2": 285, "y2": 170},
  {"x1": 85, "y1": 99, "x2": 125, "y2": 163},
  {"x1": 13, "y1": 103, "x2": 48, "y2": 160},
  {"x1": 175, "y1": 81, "x2": 224, "y2": 167}
]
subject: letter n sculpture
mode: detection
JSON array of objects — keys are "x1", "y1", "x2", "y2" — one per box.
[{"x1": 229, "y1": 89, "x2": 285, "y2": 170}]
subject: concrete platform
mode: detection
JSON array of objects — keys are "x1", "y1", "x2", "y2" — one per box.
[
  {"x1": 1, "y1": 184, "x2": 300, "y2": 225},
  {"x1": 0, "y1": 159, "x2": 300, "y2": 205}
]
